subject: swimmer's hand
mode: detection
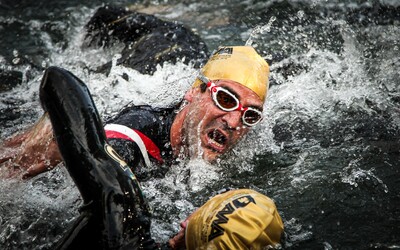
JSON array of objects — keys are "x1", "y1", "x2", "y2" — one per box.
[
  {"x1": 168, "y1": 213, "x2": 194, "y2": 250},
  {"x1": 0, "y1": 113, "x2": 62, "y2": 179},
  {"x1": 168, "y1": 224, "x2": 186, "y2": 250}
]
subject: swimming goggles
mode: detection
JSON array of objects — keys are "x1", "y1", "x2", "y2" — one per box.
[{"x1": 197, "y1": 74, "x2": 263, "y2": 127}]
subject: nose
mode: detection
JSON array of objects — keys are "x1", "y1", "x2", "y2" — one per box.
[{"x1": 221, "y1": 110, "x2": 242, "y2": 129}]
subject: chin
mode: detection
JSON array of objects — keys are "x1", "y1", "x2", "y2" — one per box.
[{"x1": 201, "y1": 148, "x2": 222, "y2": 163}]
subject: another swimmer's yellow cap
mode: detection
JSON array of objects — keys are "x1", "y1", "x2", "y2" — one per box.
[
  {"x1": 185, "y1": 189, "x2": 284, "y2": 250},
  {"x1": 193, "y1": 46, "x2": 270, "y2": 102}
]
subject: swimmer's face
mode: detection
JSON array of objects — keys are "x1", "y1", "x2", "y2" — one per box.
[{"x1": 177, "y1": 80, "x2": 263, "y2": 162}]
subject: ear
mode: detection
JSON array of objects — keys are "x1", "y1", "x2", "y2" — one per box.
[{"x1": 184, "y1": 87, "x2": 197, "y2": 102}]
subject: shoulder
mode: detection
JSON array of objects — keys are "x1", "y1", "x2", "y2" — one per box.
[
  {"x1": 106, "y1": 105, "x2": 151, "y2": 123},
  {"x1": 106, "y1": 105, "x2": 175, "y2": 127}
]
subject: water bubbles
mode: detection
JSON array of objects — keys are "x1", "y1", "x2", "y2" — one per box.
[
  {"x1": 86, "y1": 61, "x2": 196, "y2": 116},
  {"x1": 263, "y1": 53, "x2": 273, "y2": 61},
  {"x1": 283, "y1": 218, "x2": 313, "y2": 247},
  {"x1": 245, "y1": 16, "x2": 276, "y2": 47},
  {"x1": 323, "y1": 242, "x2": 333, "y2": 250},
  {"x1": 11, "y1": 50, "x2": 20, "y2": 65},
  {"x1": 0, "y1": 167, "x2": 79, "y2": 248},
  {"x1": 41, "y1": 60, "x2": 49, "y2": 68},
  {"x1": 297, "y1": 10, "x2": 305, "y2": 20},
  {"x1": 11, "y1": 58, "x2": 20, "y2": 65},
  {"x1": 340, "y1": 165, "x2": 389, "y2": 193}
]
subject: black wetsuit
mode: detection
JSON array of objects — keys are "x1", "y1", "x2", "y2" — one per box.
[
  {"x1": 105, "y1": 105, "x2": 177, "y2": 181},
  {"x1": 40, "y1": 66, "x2": 170, "y2": 249}
]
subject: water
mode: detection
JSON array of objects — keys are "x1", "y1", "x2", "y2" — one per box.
[{"x1": 1, "y1": 0, "x2": 399, "y2": 249}]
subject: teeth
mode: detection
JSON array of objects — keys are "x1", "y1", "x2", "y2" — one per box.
[
  {"x1": 210, "y1": 138, "x2": 223, "y2": 148},
  {"x1": 208, "y1": 130, "x2": 226, "y2": 148}
]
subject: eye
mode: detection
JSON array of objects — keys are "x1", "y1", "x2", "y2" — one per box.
[{"x1": 216, "y1": 91, "x2": 237, "y2": 109}]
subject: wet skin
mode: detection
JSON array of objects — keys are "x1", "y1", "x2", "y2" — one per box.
[
  {"x1": 0, "y1": 114, "x2": 61, "y2": 179},
  {"x1": 170, "y1": 79, "x2": 264, "y2": 162}
]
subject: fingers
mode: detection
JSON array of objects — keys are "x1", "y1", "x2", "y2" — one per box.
[
  {"x1": 168, "y1": 231, "x2": 186, "y2": 250},
  {"x1": 21, "y1": 143, "x2": 62, "y2": 179},
  {"x1": 23, "y1": 162, "x2": 51, "y2": 179},
  {"x1": 168, "y1": 223, "x2": 187, "y2": 250}
]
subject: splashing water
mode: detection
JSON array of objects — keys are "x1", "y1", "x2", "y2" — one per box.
[
  {"x1": 245, "y1": 16, "x2": 277, "y2": 48},
  {"x1": 1, "y1": 1, "x2": 399, "y2": 249}
]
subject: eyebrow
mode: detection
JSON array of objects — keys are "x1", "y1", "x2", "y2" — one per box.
[{"x1": 219, "y1": 85, "x2": 263, "y2": 110}]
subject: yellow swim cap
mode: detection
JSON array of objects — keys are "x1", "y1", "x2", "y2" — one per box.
[
  {"x1": 185, "y1": 189, "x2": 284, "y2": 250},
  {"x1": 193, "y1": 46, "x2": 270, "y2": 102}
]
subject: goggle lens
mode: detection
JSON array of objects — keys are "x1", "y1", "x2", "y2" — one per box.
[
  {"x1": 216, "y1": 90, "x2": 237, "y2": 110},
  {"x1": 243, "y1": 109, "x2": 262, "y2": 125}
]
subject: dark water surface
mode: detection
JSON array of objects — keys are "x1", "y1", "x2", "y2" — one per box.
[{"x1": 1, "y1": 0, "x2": 399, "y2": 249}]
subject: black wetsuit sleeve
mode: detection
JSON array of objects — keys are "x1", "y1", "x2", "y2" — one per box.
[{"x1": 108, "y1": 138, "x2": 149, "y2": 181}]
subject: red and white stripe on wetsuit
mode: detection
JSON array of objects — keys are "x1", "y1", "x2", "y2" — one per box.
[{"x1": 104, "y1": 124, "x2": 163, "y2": 166}]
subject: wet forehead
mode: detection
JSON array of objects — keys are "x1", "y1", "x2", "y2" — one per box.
[{"x1": 216, "y1": 79, "x2": 264, "y2": 109}]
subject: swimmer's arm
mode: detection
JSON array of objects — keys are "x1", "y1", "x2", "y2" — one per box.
[
  {"x1": 0, "y1": 113, "x2": 62, "y2": 179},
  {"x1": 0, "y1": 114, "x2": 148, "y2": 180}
]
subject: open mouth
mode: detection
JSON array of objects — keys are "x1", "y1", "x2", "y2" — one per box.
[{"x1": 207, "y1": 129, "x2": 227, "y2": 151}]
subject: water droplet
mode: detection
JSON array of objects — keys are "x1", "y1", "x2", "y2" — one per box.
[
  {"x1": 297, "y1": 10, "x2": 305, "y2": 19},
  {"x1": 12, "y1": 58, "x2": 20, "y2": 64}
]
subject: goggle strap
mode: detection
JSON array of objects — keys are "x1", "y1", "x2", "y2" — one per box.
[{"x1": 197, "y1": 74, "x2": 210, "y2": 85}]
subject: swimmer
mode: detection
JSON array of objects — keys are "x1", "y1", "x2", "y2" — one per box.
[
  {"x1": 1, "y1": 46, "x2": 270, "y2": 181},
  {"x1": 40, "y1": 66, "x2": 283, "y2": 249}
]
